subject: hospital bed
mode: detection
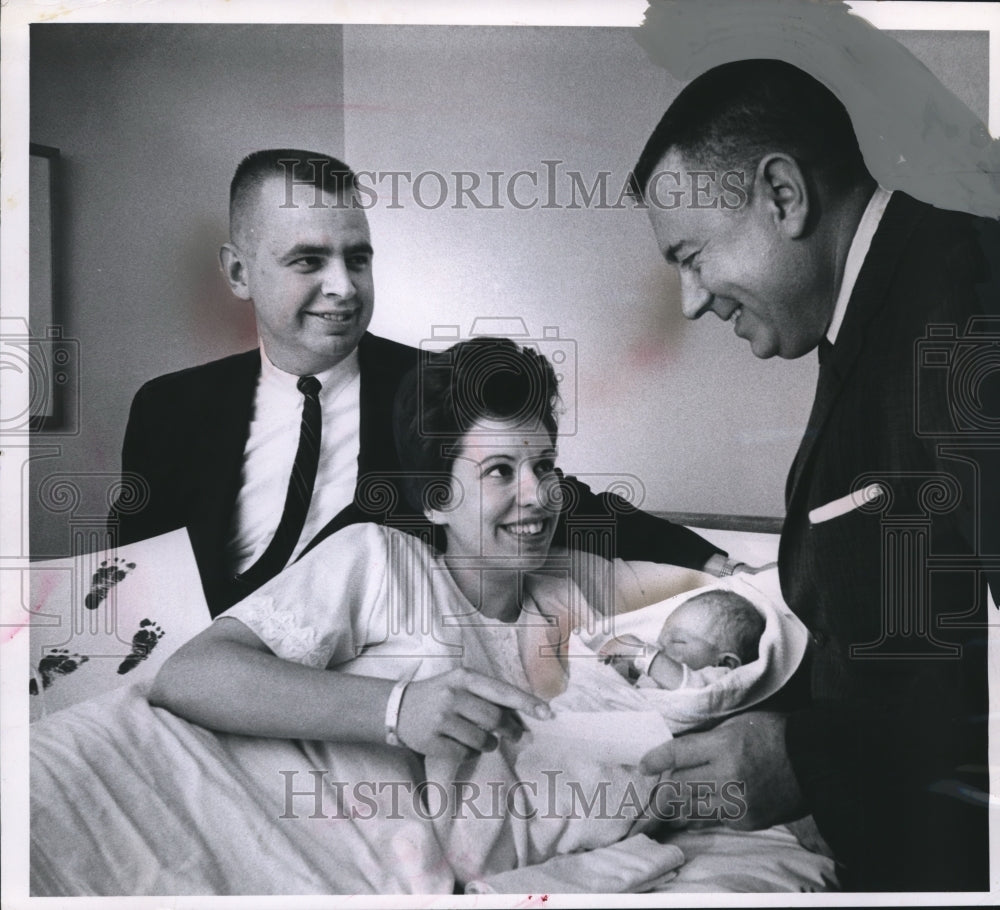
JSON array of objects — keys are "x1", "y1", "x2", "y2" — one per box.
[{"x1": 26, "y1": 522, "x2": 837, "y2": 896}]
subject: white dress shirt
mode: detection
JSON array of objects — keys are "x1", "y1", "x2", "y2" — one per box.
[
  {"x1": 825, "y1": 186, "x2": 893, "y2": 344},
  {"x1": 227, "y1": 345, "x2": 361, "y2": 574}
]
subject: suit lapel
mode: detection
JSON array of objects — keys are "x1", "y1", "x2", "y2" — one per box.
[
  {"x1": 356, "y1": 332, "x2": 407, "y2": 477},
  {"x1": 195, "y1": 349, "x2": 261, "y2": 552},
  {"x1": 786, "y1": 193, "x2": 926, "y2": 510}
]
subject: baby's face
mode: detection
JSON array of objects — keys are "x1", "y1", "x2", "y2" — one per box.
[{"x1": 656, "y1": 600, "x2": 732, "y2": 670}]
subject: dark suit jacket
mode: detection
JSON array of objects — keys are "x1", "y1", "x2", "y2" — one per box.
[
  {"x1": 780, "y1": 194, "x2": 999, "y2": 890},
  {"x1": 110, "y1": 332, "x2": 721, "y2": 616}
]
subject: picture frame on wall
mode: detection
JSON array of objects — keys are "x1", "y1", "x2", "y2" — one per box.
[{"x1": 28, "y1": 142, "x2": 72, "y2": 433}]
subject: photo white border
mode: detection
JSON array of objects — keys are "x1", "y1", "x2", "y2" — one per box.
[{"x1": 2, "y1": 1, "x2": 997, "y2": 907}]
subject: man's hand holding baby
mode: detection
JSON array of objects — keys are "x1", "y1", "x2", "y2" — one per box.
[{"x1": 640, "y1": 711, "x2": 806, "y2": 831}]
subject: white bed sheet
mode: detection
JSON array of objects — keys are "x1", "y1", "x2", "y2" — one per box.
[
  {"x1": 29, "y1": 526, "x2": 837, "y2": 895},
  {"x1": 31, "y1": 681, "x2": 836, "y2": 896}
]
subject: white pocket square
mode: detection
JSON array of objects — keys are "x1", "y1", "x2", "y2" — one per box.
[{"x1": 808, "y1": 483, "x2": 885, "y2": 525}]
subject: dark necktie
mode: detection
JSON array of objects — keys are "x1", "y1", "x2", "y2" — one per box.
[{"x1": 236, "y1": 375, "x2": 322, "y2": 591}]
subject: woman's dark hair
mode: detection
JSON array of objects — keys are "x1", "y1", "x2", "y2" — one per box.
[{"x1": 393, "y1": 337, "x2": 561, "y2": 513}]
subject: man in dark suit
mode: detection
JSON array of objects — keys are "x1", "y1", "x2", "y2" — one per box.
[
  {"x1": 111, "y1": 149, "x2": 726, "y2": 616},
  {"x1": 632, "y1": 61, "x2": 998, "y2": 891}
]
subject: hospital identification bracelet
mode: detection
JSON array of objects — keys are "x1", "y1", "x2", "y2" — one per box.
[
  {"x1": 633, "y1": 648, "x2": 661, "y2": 677},
  {"x1": 384, "y1": 679, "x2": 411, "y2": 747},
  {"x1": 385, "y1": 661, "x2": 422, "y2": 748}
]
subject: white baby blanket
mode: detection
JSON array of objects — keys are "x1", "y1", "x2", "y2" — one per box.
[{"x1": 522, "y1": 571, "x2": 809, "y2": 758}]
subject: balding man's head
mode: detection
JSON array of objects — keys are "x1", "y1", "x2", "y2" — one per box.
[
  {"x1": 631, "y1": 59, "x2": 871, "y2": 201},
  {"x1": 635, "y1": 61, "x2": 877, "y2": 361}
]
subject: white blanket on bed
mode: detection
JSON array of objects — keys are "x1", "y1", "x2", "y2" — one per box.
[
  {"x1": 31, "y1": 682, "x2": 835, "y2": 896},
  {"x1": 29, "y1": 534, "x2": 834, "y2": 896},
  {"x1": 31, "y1": 681, "x2": 453, "y2": 895}
]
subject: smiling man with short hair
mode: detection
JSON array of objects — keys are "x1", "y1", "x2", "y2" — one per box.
[
  {"x1": 111, "y1": 150, "x2": 421, "y2": 611},
  {"x1": 221, "y1": 155, "x2": 376, "y2": 376}
]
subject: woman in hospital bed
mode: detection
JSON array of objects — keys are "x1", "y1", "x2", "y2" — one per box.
[{"x1": 150, "y1": 337, "x2": 814, "y2": 889}]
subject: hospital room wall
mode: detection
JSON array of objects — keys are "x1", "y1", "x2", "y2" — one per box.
[
  {"x1": 28, "y1": 24, "x2": 347, "y2": 557},
  {"x1": 343, "y1": 24, "x2": 990, "y2": 521},
  {"x1": 25, "y1": 24, "x2": 989, "y2": 556},
  {"x1": 343, "y1": 25, "x2": 813, "y2": 520}
]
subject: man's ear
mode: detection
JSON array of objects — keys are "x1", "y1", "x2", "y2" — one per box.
[
  {"x1": 219, "y1": 243, "x2": 252, "y2": 300},
  {"x1": 754, "y1": 153, "x2": 810, "y2": 239},
  {"x1": 716, "y1": 652, "x2": 742, "y2": 670}
]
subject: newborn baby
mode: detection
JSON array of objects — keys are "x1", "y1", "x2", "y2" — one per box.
[
  {"x1": 600, "y1": 590, "x2": 765, "y2": 690},
  {"x1": 510, "y1": 589, "x2": 770, "y2": 855}
]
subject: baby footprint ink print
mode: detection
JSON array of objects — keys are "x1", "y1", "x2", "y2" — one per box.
[{"x1": 117, "y1": 619, "x2": 165, "y2": 675}]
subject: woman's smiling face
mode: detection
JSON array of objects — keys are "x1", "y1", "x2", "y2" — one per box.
[{"x1": 432, "y1": 416, "x2": 560, "y2": 570}]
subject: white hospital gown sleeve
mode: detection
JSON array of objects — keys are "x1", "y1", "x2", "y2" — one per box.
[{"x1": 218, "y1": 524, "x2": 390, "y2": 669}]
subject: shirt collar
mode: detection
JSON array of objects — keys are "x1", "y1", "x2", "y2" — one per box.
[
  {"x1": 259, "y1": 342, "x2": 360, "y2": 398},
  {"x1": 826, "y1": 186, "x2": 893, "y2": 345}
]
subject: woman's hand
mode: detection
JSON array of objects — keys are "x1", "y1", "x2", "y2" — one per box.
[{"x1": 395, "y1": 668, "x2": 553, "y2": 761}]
